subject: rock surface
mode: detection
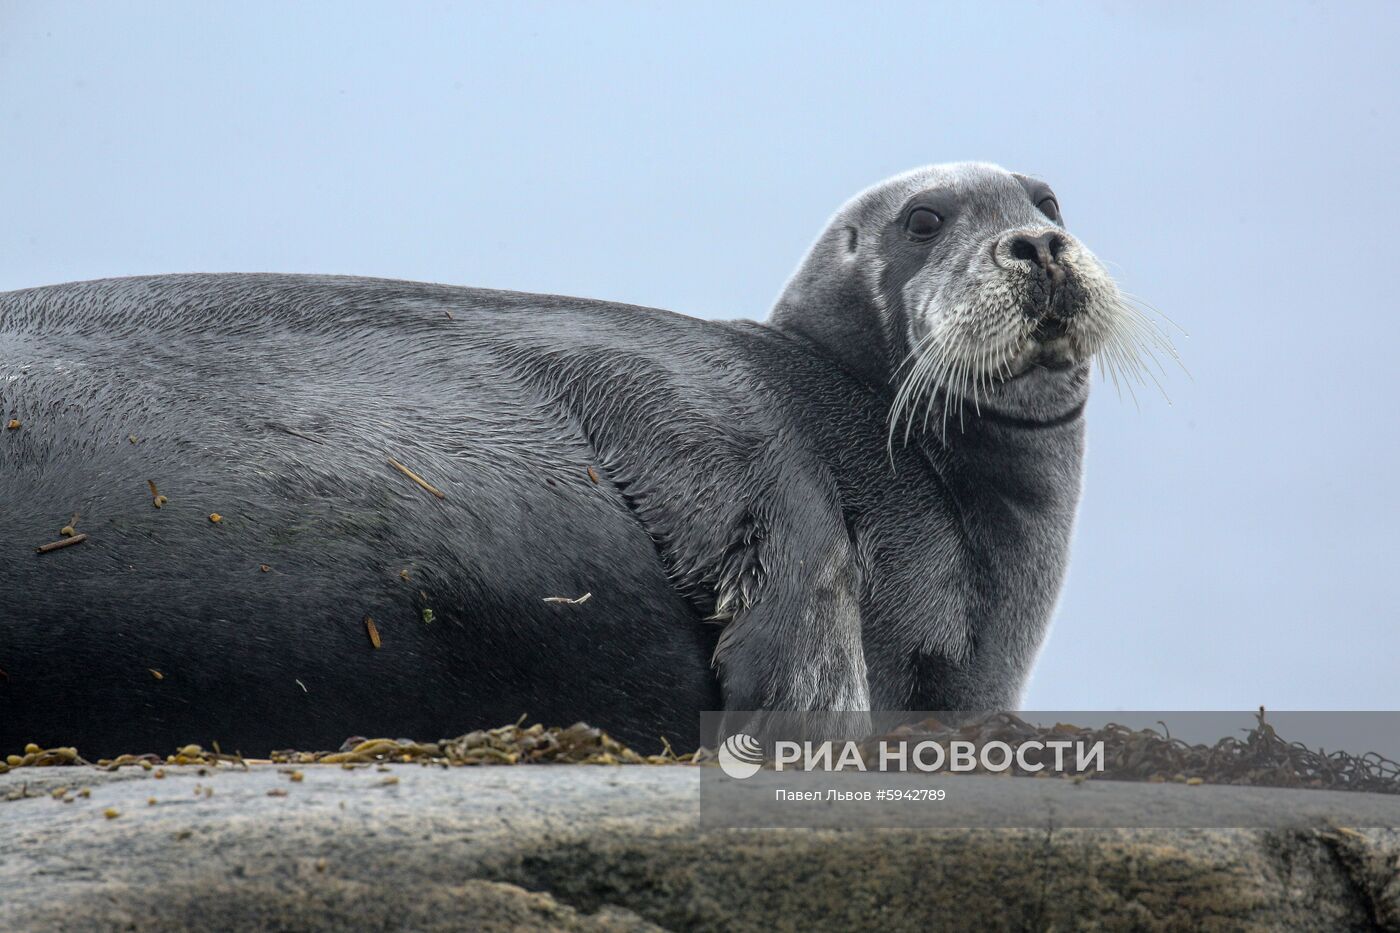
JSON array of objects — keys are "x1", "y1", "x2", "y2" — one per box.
[{"x1": 2, "y1": 765, "x2": 1398, "y2": 931}]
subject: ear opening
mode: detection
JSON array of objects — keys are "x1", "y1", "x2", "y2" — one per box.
[{"x1": 843, "y1": 225, "x2": 859, "y2": 257}]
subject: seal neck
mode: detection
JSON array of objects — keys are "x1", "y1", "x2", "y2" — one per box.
[{"x1": 768, "y1": 284, "x2": 905, "y2": 396}]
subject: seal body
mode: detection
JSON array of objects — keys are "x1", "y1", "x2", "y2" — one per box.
[{"x1": 1, "y1": 164, "x2": 1146, "y2": 757}]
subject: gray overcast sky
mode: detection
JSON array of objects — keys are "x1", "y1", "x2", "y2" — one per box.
[{"x1": 2, "y1": 2, "x2": 1395, "y2": 710}]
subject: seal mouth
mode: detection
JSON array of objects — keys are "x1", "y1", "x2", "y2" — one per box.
[
  {"x1": 1031, "y1": 316, "x2": 1069, "y2": 341},
  {"x1": 1029, "y1": 352, "x2": 1076, "y2": 372},
  {"x1": 1007, "y1": 335, "x2": 1079, "y2": 379}
]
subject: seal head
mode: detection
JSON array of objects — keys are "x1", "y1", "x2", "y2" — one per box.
[{"x1": 770, "y1": 162, "x2": 1157, "y2": 435}]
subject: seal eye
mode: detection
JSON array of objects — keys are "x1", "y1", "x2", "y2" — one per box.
[
  {"x1": 904, "y1": 207, "x2": 943, "y2": 240},
  {"x1": 1037, "y1": 197, "x2": 1060, "y2": 221}
]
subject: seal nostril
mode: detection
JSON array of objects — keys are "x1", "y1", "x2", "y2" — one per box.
[
  {"x1": 1010, "y1": 238, "x2": 1040, "y2": 264},
  {"x1": 1007, "y1": 231, "x2": 1065, "y2": 274}
]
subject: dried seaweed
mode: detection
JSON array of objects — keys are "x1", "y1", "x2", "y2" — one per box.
[
  {"x1": 5, "y1": 711, "x2": 1395, "y2": 794},
  {"x1": 270, "y1": 720, "x2": 692, "y2": 767},
  {"x1": 2, "y1": 744, "x2": 85, "y2": 769},
  {"x1": 859, "y1": 709, "x2": 1400, "y2": 795}
]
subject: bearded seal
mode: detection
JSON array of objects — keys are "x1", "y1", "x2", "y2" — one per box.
[{"x1": 0, "y1": 163, "x2": 1167, "y2": 757}]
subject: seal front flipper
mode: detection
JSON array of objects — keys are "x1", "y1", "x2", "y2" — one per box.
[{"x1": 709, "y1": 468, "x2": 872, "y2": 743}]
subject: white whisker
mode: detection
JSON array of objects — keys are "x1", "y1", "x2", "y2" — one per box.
[{"x1": 885, "y1": 248, "x2": 1181, "y2": 453}]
